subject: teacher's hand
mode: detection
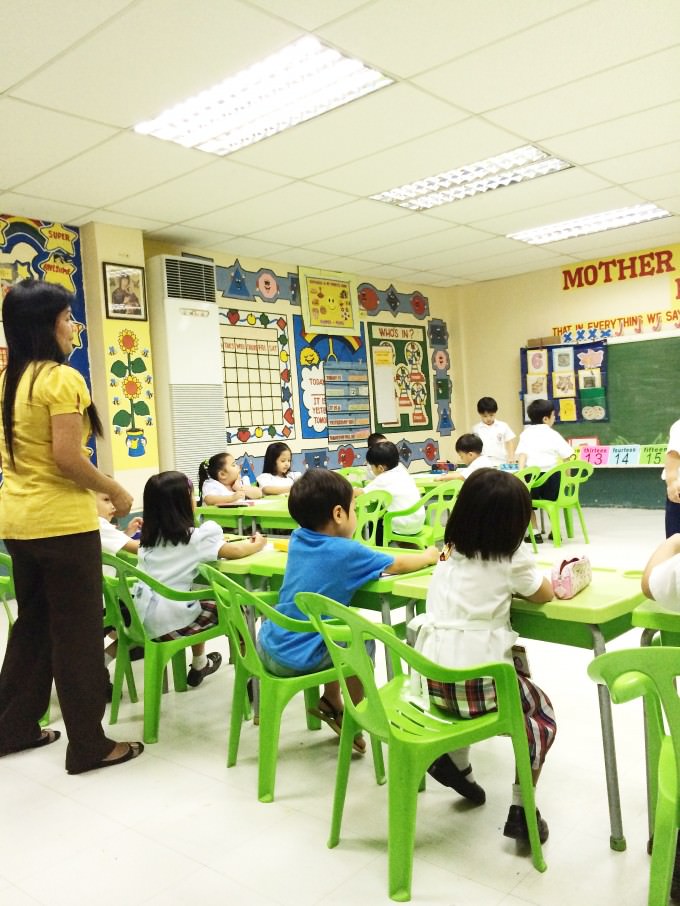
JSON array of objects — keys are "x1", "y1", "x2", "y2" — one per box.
[{"x1": 110, "y1": 484, "x2": 133, "y2": 516}]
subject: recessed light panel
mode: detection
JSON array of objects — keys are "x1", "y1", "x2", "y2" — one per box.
[
  {"x1": 507, "y1": 203, "x2": 671, "y2": 244},
  {"x1": 134, "y1": 36, "x2": 393, "y2": 156},
  {"x1": 370, "y1": 145, "x2": 572, "y2": 210}
]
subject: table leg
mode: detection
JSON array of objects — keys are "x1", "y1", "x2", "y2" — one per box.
[
  {"x1": 590, "y1": 624, "x2": 626, "y2": 851},
  {"x1": 379, "y1": 596, "x2": 393, "y2": 680}
]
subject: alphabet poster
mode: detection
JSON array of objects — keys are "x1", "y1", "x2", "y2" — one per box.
[{"x1": 368, "y1": 322, "x2": 433, "y2": 433}]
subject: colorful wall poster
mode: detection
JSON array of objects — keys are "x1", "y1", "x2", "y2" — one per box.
[
  {"x1": 293, "y1": 314, "x2": 367, "y2": 441},
  {"x1": 368, "y1": 322, "x2": 433, "y2": 434},
  {"x1": 520, "y1": 341, "x2": 608, "y2": 423},
  {"x1": 299, "y1": 266, "x2": 361, "y2": 337}
]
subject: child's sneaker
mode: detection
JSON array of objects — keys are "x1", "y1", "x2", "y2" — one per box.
[
  {"x1": 503, "y1": 804, "x2": 549, "y2": 843},
  {"x1": 187, "y1": 652, "x2": 222, "y2": 687}
]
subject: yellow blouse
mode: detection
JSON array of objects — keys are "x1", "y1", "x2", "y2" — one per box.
[{"x1": 0, "y1": 363, "x2": 98, "y2": 539}]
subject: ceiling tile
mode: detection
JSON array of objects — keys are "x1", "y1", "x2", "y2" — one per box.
[
  {"x1": 10, "y1": 0, "x2": 299, "y2": 126},
  {"x1": 584, "y1": 142, "x2": 680, "y2": 184},
  {"x1": 229, "y1": 83, "x2": 467, "y2": 179},
  {"x1": 0, "y1": 193, "x2": 92, "y2": 224},
  {"x1": 245, "y1": 0, "x2": 371, "y2": 31},
  {"x1": 108, "y1": 160, "x2": 291, "y2": 222},
  {"x1": 412, "y1": 0, "x2": 680, "y2": 112},
  {"x1": 0, "y1": 99, "x2": 117, "y2": 188},
  {"x1": 71, "y1": 210, "x2": 169, "y2": 231},
  {"x1": 15, "y1": 133, "x2": 209, "y2": 208},
  {"x1": 0, "y1": 1, "x2": 131, "y2": 91},
  {"x1": 144, "y1": 225, "x2": 234, "y2": 248}
]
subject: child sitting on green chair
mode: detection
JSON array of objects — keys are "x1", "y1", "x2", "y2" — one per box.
[{"x1": 256, "y1": 469, "x2": 438, "y2": 753}]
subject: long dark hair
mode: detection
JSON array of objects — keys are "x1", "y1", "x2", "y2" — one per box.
[
  {"x1": 197, "y1": 452, "x2": 228, "y2": 504},
  {"x1": 140, "y1": 471, "x2": 195, "y2": 547},
  {"x1": 262, "y1": 441, "x2": 291, "y2": 475},
  {"x1": 1, "y1": 280, "x2": 102, "y2": 466},
  {"x1": 444, "y1": 468, "x2": 531, "y2": 561}
]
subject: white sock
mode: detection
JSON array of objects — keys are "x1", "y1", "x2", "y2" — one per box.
[
  {"x1": 104, "y1": 653, "x2": 114, "y2": 667},
  {"x1": 512, "y1": 783, "x2": 523, "y2": 807},
  {"x1": 449, "y1": 747, "x2": 476, "y2": 781},
  {"x1": 192, "y1": 654, "x2": 208, "y2": 671}
]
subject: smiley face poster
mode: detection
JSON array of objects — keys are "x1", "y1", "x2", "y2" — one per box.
[{"x1": 299, "y1": 266, "x2": 360, "y2": 337}]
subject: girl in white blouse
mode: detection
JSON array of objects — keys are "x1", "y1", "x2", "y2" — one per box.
[
  {"x1": 257, "y1": 442, "x2": 301, "y2": 495},
  {"x1": 198, "y1": 452, "x2": 262, "y2": 505},
  {"x1": 410, "y1": 468, "x2": 555, "y2": 844}
]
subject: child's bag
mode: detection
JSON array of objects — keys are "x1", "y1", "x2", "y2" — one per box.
[{"x1": 551, "y1": 555, "x2": 592, "y2": 599}]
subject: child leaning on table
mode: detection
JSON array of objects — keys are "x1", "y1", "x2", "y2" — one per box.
[
  {"x1": 435, "y1": 433, "x2": 496, "y2": 482},
  {"x1": 198, "y1": 451, "x2": 262, "y2": 505},
  {"x1": 133, "y1": 471, "x2": 266, "y2": 687},
  {"x1": 360, "y1": 440, "x2": 425, "y2": 538},
  {"x1": 256, "y1": 469, "x2": 439, "y2": 753},
  {"x1": 409, "y1": 468, "x2": 555, "y2": 844},
  {"x1": 257, "y1": 442, "x2": 302, "y2": 495}
]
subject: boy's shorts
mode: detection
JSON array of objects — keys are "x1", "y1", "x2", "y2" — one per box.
[{"x1": 256, "y1": 638, "x2": 376, "y2": 678}]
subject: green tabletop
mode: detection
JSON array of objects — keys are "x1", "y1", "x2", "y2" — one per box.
[
  {"x1": 197, "y1": 497, "x2": 298, "y2": 533},
  {"x1": 390, "y1": 567, "x2": 645, "y2": 650}
]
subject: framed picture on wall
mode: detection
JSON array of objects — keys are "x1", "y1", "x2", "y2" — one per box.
[
  {"x1": 299, "y1": 266, "x2": 360, "y2": 337},
  {"x1": 103, "y1": 262, "x2": 147, "y2": 321}
]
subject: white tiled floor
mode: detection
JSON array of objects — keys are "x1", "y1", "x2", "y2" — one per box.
[{"x1": 0, "y1": 508, "x2": 668, "y2": 905}]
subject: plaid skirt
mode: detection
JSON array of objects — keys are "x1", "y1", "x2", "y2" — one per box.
[
  {"x1": 427, "y1": 673, "x2": 557, "y2": 770},
  {"x1": 154, "y1": 600, "x2": 218, "y2": 641}
]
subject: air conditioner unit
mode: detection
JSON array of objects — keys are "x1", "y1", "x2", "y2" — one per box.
[{"x1": 146, "y1": 255, "x2": 226, "y2": 478}]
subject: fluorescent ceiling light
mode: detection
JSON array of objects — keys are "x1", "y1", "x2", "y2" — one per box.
[
  {"x1": 370, "y1": 145, "x2": 572, "y2": 210},
  {"x1": 507, "y1": 203, "x2": 672, "y2": 245},
  {"x1": 134, "y1": 36, "x2": 393, "y2": 155}
]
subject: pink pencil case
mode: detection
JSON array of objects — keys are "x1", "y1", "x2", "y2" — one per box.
[{"x1": 551, "y1": 556, "x2": 592, "y2": 599}]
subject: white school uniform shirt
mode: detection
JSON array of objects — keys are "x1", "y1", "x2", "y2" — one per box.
[
  {"x1": 648, "y1": 553, "x2": 680, "y2": 611},
  {"x1": 364, "y1": 462, "x2": 425, "y2": 535},
  {"x1": 471, "y1": 419, "x2": 516, "y2": 465},
  {"x1": 515, "y1": 423, "x2": 573, "y2": 470},
  {"x1": 133, "y1": 521, "x2": 224, "y2": 638},
  {"x1": 411, "y1": 545, "x2": 544, "y2": 672},
  {"x1": 257, "y1": 471, "x2": 301, "y2": 491},
  {"x1": 99, "y1": 516, "x2": 133, "y2": 577},
  {"x1": 457, "y1": 454, "x2": 496, "y2": 478},
  {"x1": 661, "y1": 419, "x2": 680, "y2": 481},
  {"x1": 200, "y1": 476, "x2": 250, "y2": 501}
]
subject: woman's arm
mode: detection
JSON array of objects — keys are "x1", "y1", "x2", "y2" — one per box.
[
  {"x1": 384, "y1": 546, "x2": 440, "y2": 574},
  {"x1": 217, "y1": 532, "x2": 267, "y2": 559},
  {"x1": 52, "y1": 412, "x2": 132, "y2": 515},
  {"x1": 642, "y1": 534, "x2": 680, "y2": 599}
]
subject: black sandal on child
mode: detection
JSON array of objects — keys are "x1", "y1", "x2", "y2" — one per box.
[{"x1": 307, "y1": 696, "x2": 366, "y2": 755}]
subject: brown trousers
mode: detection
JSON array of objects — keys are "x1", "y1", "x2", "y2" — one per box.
[{"x1": 0, "y1": 531, "x2": 115, "y2": 773}]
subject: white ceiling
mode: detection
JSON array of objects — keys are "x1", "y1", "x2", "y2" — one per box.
[{"x1": 2, "y1": 0, "x2": 680, "y2": 287}]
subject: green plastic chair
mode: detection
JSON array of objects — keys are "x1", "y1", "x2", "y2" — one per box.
[
  {"x1": 199, "y1": 565, "x2": 384, "y2": 802},
  {"x1": 530, "y1": 460, "x2": 594, "y2": 547},
  {"x1": 336, "y1": 466, "x2": 366, "y2": 486},
  {"x1": 101, "y1": 551, "x2": 226, "y2": 744},
  {"x1": 588, "y1": 647, "x2": 680, "y2": 906},
  {"x1": 296, "y1": 591, "x2": 546, "y2": 902},
  {"x1": 514, "y1": 467, "x2": 542, "y2": 553},
  {"x1": 382, "y1": 483, "x2": 460, "y2": 549},
  {"x1": 0, "y1": 551, "x2": 15, "y2": 630},
  {"x1": 353, "y1": 489, "x2": 392, "y2": 545}
]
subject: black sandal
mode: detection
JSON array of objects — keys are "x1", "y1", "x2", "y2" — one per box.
[
  {"x1": 307, "y1": 696, "x2": 366, "y2": 755},
  {"x1": 67, "y1": 741, "x2": 144, "y2": 775},
  {"x1": 0, "y1": 728, "x2": 61, "y2": 757}
]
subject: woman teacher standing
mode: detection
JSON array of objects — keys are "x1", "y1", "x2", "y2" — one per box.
[{"x1": 0, "y1": 280, "x2": 143, "y2": 773}]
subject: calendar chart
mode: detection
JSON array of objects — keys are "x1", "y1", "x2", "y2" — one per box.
[{"x1": 219, "y1": 308, "x2": 295, "y2": 443}]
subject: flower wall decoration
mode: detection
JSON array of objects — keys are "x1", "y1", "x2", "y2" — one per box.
[{"x1": 109, "y1": 329, "x2": 151, "y2": 457}]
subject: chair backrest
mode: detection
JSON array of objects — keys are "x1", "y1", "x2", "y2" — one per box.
[
  {"x1": 353, "y1": 489, "x2": 392, "y2": 544},
  {"x1": 101, "y1": 551, "x2": 215, "y2": 645},
  {"x1": 198, "y1": 563, "x2": 317, "y2": 678},
  {"x1": 514, "y1": 466, "x2": 541, "y2": 489},
  {"x1": 588, "y1": 647, "x2": 680, "y2": 796},
  {"x1": 336, "y1": 467, "x2": 365, "y2": 486},
  {"x1": 532, "y1": 459, "x2": 593, "y2": 505},
  {"x1": 417, "y1": 484, "x2": 461, "y2": 543},
  {"x1": 296, "y1": 591, "x2": 523, "y2": 742}
]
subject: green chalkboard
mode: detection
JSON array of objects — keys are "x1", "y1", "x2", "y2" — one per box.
[{"x1": 559, "y1": 335, "x2": 680, "y2": 446}]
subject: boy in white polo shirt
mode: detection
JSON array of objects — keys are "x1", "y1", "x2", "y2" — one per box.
[{"x1": 471, "y1": 396, "x2": 516, "y2": 466}]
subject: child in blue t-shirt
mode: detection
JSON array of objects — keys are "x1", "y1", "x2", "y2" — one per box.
[{"x1": 257, "y1": 469, "x2": 438, "y2": 752}]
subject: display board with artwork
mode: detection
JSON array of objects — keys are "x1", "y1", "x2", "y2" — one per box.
[{"x1": 520, "y1": 341, "x2": 608, "y2": 423}]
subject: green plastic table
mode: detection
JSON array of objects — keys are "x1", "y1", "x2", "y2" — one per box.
[
  {"x1": 388, "y1": 566, "x2": 646, "y2": 852},
  {"x1": 197, "y1": 497, "x2": 298, "y2": 535}
]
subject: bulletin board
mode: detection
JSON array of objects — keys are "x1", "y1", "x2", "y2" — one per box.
[
  {"x1": 520, "y1": 341, "x2": 608, "y2": 424},
  {"x1": 557, "y1": 335, "x2": 680, "y2": 463},
  {"x1": 368, "y1": 322, "x2": 433, "y2": 433}
]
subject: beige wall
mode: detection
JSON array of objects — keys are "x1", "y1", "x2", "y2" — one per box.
[{"x1": 451, "y1": 245, "x2": 680, "y2": 440}]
